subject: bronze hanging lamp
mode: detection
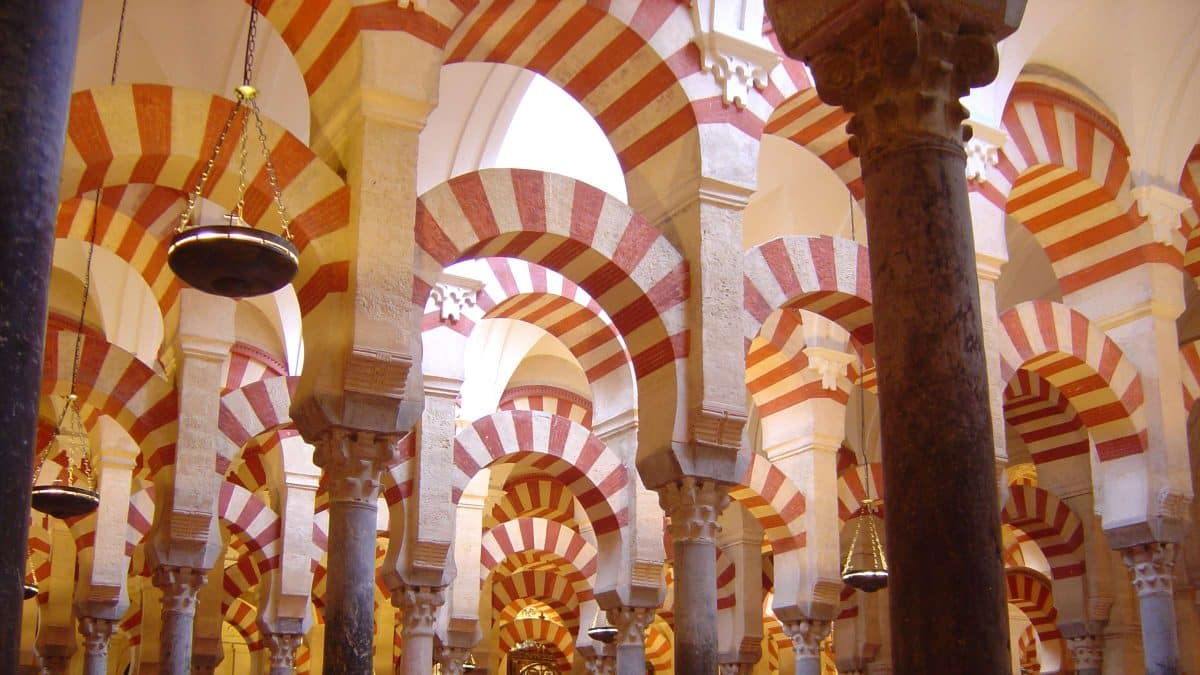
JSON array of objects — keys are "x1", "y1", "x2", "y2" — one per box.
[
  {"x1": 586, "y1": 608, "x2": 617, "y2": 644},
  {"x1": 168, "y1": 0, "x2": 298, "y2": 298},
  {"x1": 22, "y1": 548, "x2": 38, "y2": 601},
  {"x1": 840, "y1": 201, "x2": 888, "y2": 593},
  {"x1": 462, "y1": 653, "x2": 477, "y2": 671}
]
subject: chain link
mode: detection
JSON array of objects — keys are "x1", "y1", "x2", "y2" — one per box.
[
  {"x1": 177, "y1": 101, "x2": 243, "y2": 232},
  {"x1": 243, "y1": 0, "x2": 260, "y2": 86},
  {"x1": 236, "y1": 106, "x2": 251, "y2": 220},
  {"x1": 251, "y1": 98, "x2": 293, "y2": 239}
]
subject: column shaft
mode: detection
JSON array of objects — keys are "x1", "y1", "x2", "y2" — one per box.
[
  {"x1": 323, "y1": 498, "x2": 377, "y2": 673},
  {"x1": 78, "y1": 617, "x2": 116, "y2": 675},
  {"x1": 1123, "y1": 542, "x2": 1180, "y2": 674},
  {"x1": 153, "y1": 566, "x2": 205, "y2": 675},
  {"x1": 609, "y1": 606, "x2": 654, "y2": 675},
  {"x1": 395, "y1": 585, "x2": 443, "y2": 674},
  {"x1": 0, "y1": 3, "x2": 82, "y2": 667},
  {"x1": 784, "y1": 619, "x2": 829, "y2": 675}
]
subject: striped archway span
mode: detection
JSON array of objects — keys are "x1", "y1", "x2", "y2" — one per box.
[
  {"x1": 218, "y1": 375, "x2": 299, "y2": 463},
  {"x1": 729, "y1": 453, "x2": 806, "y2": 554},
  {"x1": 992, "y1": 83, "x2": 1159, "y2": 296},
  {"x1": 496, "y1": 618, "x2": 573, "y2": 671},
  {"x1": 1006, "y1": 567, "x2": 1061, "y2": 642},
  {"x1": 490, "y1": 549, "x2": 591, "y2": 603},
  {"x1": 61, "y1": 85, "x2": 351, "y2": 319},
  {"x1": 837, "y1": 462, "x2": 884, "y2": 522},
  {"x1": 1001, "y1": 485, "x2": 1085, "y2": 580},
  {"x1": 224, "y1": 429, "x2": 297, "y2": 493},
  {"x1": 481, "y1": 518, "x2": 597, "y2": 586},
  {"x1": 125, "y1": 486, "x2": 155, "y2": 559},
  {"x1": 746, "y1": 309, "x2": 856, "y2": 419},
  {"x1": 645, "y1": 617, "x2": 673, "y2": 672},
  {"x1": 223, "y1": 341, "x2": 288, "y2": 393},
  {"x1": 225, "y1": 596, "x2": 265, "y2": 651},
  {"x1": 1017, "y1": 622, "x2": 1040, "y2": 673},
  {"x1": 417, "y1": 169, "x2": 686, "y2": 457},
  {"x1": 454, "y1": 410, "x2": 628, "y2": 545},
  {"x1": 1181, "y1": 339, "x2": 1200, "y2": 413},
  {"x1": 499, "y1": 385, "x2": 594, "y2": 428},
  {"x1": 42, "y1": 329, "x2": 176, "y2": 476},
  {"x1": 486, "y1": 475, "x2": 580, "y2": 531},
  {"x1": 496, "y1": 598, "x2": 575, "y2": 634},
  {"x1": 763, "y1": 88, "x2": 862, "y2": 200},
  {"x1": 835, "y1": 584, "x2": 858, "y2": 621},
  {"x1": 744, "y1": 235, "x2": 874, "y2": 355},
  {"x1": 1180, "y1": 145, "x2": 1200, "y2": 282},
  {"x1": 998, "y1": 300, "x2": 1146, "y2": 461},
  {"x1": 490, "y1": 568, "x2": 587, "y2": 628},
  {"x1": 1005, "y1": 369, "x2": 1091, "y2": 466},
  {"x1": 380, "y1": 432, "x2": 417, "y2": 508}
]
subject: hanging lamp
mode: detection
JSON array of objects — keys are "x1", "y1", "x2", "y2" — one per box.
[
  {"x1": 840, "y1": 199, "x2": 888, "y2": 593},
  {"x1": 22, "y1": 548, "x2": 38, "y2": 601},
  {"x1": 167, "y1": 0, "x2": 298, "y2": 298},
  {"x1": 586, "y1": 608, "x2": 617, "y2": 644},
  {"x1": 462, "y1": 653, "x2": 477, "y2": 671}
]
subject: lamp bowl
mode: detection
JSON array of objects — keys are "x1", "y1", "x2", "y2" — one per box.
[
  {"x1": 842, "y1": 568, "x2": 888, "y2": 593},
  {"x1": 30, "y1": 484, "x2": 101, "y2": 519},
  {"x1": 22, "y1": 582, "x2": 38, "y2": 600},
  {"x1": 168, "y1": 224, "x2": 299, "y2": 298},
  {"x1": 587, "y1": 625, "x2": 618, "y2": 644}
]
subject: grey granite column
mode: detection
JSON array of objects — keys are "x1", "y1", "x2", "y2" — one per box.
[
  {"x1": 152, "y1": 566, "x2": 205, "y2": 675},
  {"x1": 659, "y1": 478, "x2": 730, "y2": 675},
  {"x1": 764, "y1": 2, "x2": 1027, "y2": 672},
  {"x1": 78, "y1": 617, "x2": 116, "y2": 675},
  {"x1": 608, "y1": 606, "x2": 655, "y2": 675},
  {"x1": 0, "y1": 3, "x2": 82, "y2": 669},
  {"x1": 1123, "y1": 542, "x2": 1180, "y2": 674}
]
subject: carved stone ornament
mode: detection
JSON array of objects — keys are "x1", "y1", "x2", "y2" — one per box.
[
  {"x1": 343, "y1": 346, "x2": 412, "y2": 400},
  {"x1": 77, "y1": 617, "x2": 117, "y2": 657},
  {"x1": 660, "y1": 477, "x2": 731, "y2": 544},
  {"x1": 719, "y1": 663, "x2": 754, "y2": 675},
  {"x1": 769, "y1": 0, "x2": 1020, "y2": 165},
  {"x1": 396, "y1": 584, "x2": 446, "y2": 638},
  {"x1": 782, "y1": 618, "x2": 830, "y2": 658},
  {"x1": 688, "y1": 0, "x2": 781, "y2": 108},
  {"x1": 607, "y1": 606, "x2": 656, "y2": 646},
  {"x1": 1132, "y1": 185, "x2": 1191, "y2": 254},
  {"x1": 312, "y1": 428, "x2": 400, "y2": 504},
  {"x1": 438, "y1": 645, "x2": 475, "y2": 675},
  {"x1": 964, "y1": 120, "x2": 1006, "y2": 184},
  {"x1": 430, "y1": 281, "x2": 478, "y2": 322},
  {"x1": 266, "y1": 633, "x2": 303, "y2": 669},
  {"x1": 803, "y1": 346, "x2": 855, "y2": 390},
  {"x1": 1121, "y1": 541, "x2": 1177, "y2": 597},
  {"x1": 152, "y1": 565, "x2": 206, "y2": 614},
  {"x1": 584, "y1": 654, "x2": 616, "y2": 675},
  {"x1": 1066, "y1": 634, "x2": 1103, "y2": 670}
]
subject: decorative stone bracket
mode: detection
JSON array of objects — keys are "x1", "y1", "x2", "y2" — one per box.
[
  {"x1": 688, "y1": 0, "x2": 781, "y2": 108},
  {"x1": 803, "y1": 346, "x2": 855, "y2": 390},
  {"x1": 1132, "y1": 184, "x2": 1191, "y2": 254},
  {"x1": 430, "y1": 274, "x2": 482, "y2": 323},
  {"x1": 964, "y1": 120, "x2": 1007, "y2": 185}
]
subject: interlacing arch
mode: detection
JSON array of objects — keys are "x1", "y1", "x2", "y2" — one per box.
[
  {"x1": 746, "y1": 309, "x2": 856, "y2": 419},
  {"x1": 763, "y1": 88, "x2": 862, "y2": 200},
  {"x1": 125, "y1": 486, "x2": 155, "y2": 559},
  {"x1": 1005, "y1": 369, "x2": 1092, "y2": 465},
  {"x1": 1017, "y1": 623, "x2": 1040, "y2": 673},
  {"x1": 61, "y1": 85, "x2": 351, "y2": 318},
  {"x1": 729, "y1": 453, "x2": 807, "y2": 554},
  {"x1": 1001, "y1": 485, "x2": 1085, "y2": 580},
  {"x1": 218, "y1": 375, "x2": 299, "y2": 463},
  {"x1": 496, "y1": 618, "x2": 573, "y2": 672},
  {"x1": 217, "y1": 481, "x2": 283, "y2": 577},
  {"x1": 417, "y1": 168, "x2": 686, "y2": 456},
  {"x1": 42, "y1": 329, "x2": 176, "y2": 476},
  {"x1": 496, "y1": 598, "x2": 578, "y2": 634},
  {"x1": 225, "y1": 596, "x2": 264, "y2": 651},
  {"x1": 998, "y1": 300, "x2": 1146, "y2": 461},
  {"x1": 992, "y1": 82, "x2": 1160, "y2": 295},
  {"x1": 1006, "y1": 567, "x2": 1062, "y2": 642}
]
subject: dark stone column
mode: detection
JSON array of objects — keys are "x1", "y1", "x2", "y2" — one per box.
[
  {"x1": 0, "y1": 3, "x2": 82, "y2": 669},
  {"x1": 659, "y1": 478, "x2": 729, "y2": 675},
  {"x1": 1122, "y1": 542, "x2": 1180, "y2": 674},
  {"x1": 313, "y1": 429, "x2": 397, "y2": 674},
  {"x1": 153, "y1": 565, "x2": 205, "y2": 675},
  {"x1": 764, "y1": 1, "x2": 1027, "y2": 673}
]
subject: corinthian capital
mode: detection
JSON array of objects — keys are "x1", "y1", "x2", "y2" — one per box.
[
  {"x1": 765, "y1": 0, "x2": 1025, "y2": 162},
  {"x1": 1121, "y1": 541, "x2": 1177, "y2": 597},
  {"x1": 782, "y1": 618, "x2": 830, "y2": 658},
  {"x1": 152, "y1": 565, "x2": 206, "y2": 614},
  {"x1": 659, "y1": 477, "x2": 731, "y2": 544},
  {"x1": 77, "y1": 617, "x2": 117, "y2": 657},
  {"x1": 607, "y1": 606, "x2": 656, "y2": 646},
  {"x1": 395, "y1": 584, "x2": 445, "y2": 638},
  {"x1": 312, "y1": 428, "x2": 400, "y2": 504},
  {"x1": 266, "y1": 633, "x2": 303, "y2": 670},
  {"x1": 1066, "y1": 634, "x2": 1103, "y2": 670}
]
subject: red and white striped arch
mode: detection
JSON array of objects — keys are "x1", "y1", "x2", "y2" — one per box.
[
  {"x1": 225, "y1": 430, "x2": 298, "y2": 494},
  {"x1": 1180, "y1": 145, "x2": 1200, "y2": 282},
  {"x1": 224, "y1": 342, "x2": 288, "y2": 392},
  {"x1": 217, "y1": 481, "x2": 283, "y2": 578},
  {"x1": 381, "y1": 433, "x2": 417, "y2": 508},
  {"x1": 838, "y1": 462, "x2": 885, "y2": 522},
  {"x1": 1181, "y1": 340, "x2": 1200, "y2": 414},
  {"x1": 453, "y1": 410, "x2": 628, "y2": 539},
  {"x1": 744, "y1": 235, "x2": 873, "y2": 353},
  {"x1": 480, "y1": 518, "x2": 597, "y2": 587},
  {"x1": 499, "y1": 385, "x2": 593, "y2": 427},
  {"x1": 729, "y1": 453, "x2": 807, "y2": 554},
  {"x1": 218, "y1": 375, "x2": 299, "y2": 463},
  {"x1": 61, "y1": 85, "x2": 351, "y2": 318},
  {"x1": 496, "y1": 598, "x2": 576, "y2": 633},
  {"x1": 645, "y1": 617, "x2": 673, "y2": 672},
  {"x1": 1001, "y1": 485, "x2": 1085, "y2": 580},
  {"x1": 496, "y1": 619, "x2": 573, "y2": 671},
  {"x1": 1005, "y1": 369, "x2": 1091, "y2": 466},
  {"x1": 998, "y1": 300, "x2": 1146, "y2": 461},
  {"x1": 42, "y1": 329, "x2": 176, "y2": 476},
  {"x1": 125, "y1": 486, "x2": 155, "y2": 559},
  {"x1": 1017, "y1": 623, "x2": 1040, "y2": 672},
  {"x1": 225, "y1": 596, "x2": 264, "y2": 651},
  {"x1": 992, "y1": 83, "x2": 1161, "y2": 295},
  {"x1": 223, "y1": 554, "x2": 259, "y2": 608},
  {"x1": 746, "y1": 313, "x2": 854, "y2": 418},
  {"x1": 835, "y1": 584, "x2": 858, "y2": 621},
  {"x1": 763, "y1": 88, "x2": 861, "y2": 200},
  {"x1": 490, "y1": 568, "x2": 587, "y2": 626},
  {"x1": 1006, "y1": 567, "x2": 1062, "y2": 642},
  {"x1": 486, "y1": 475, "x2": 580, "y2": 531}
]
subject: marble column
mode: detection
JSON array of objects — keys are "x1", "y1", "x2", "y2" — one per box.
[
  {"x1": 1065, "y1": 633, "x2": 1102, "y2": 675},
  {"x1": 313, "y1": 429, "x2": 397, "y2": 674},
  {"x1": 1122, "y1": 542, "x2": 1181, "y2": 674},
  {"x1": 659, "y1": 477, "x2": 730, "y2": 674},
  {"x1": 77, "y1": 617, "x2": 116, "y2": 675},
  {"x1": 152, "y1": 566, "x2": 205, "y2": 675},
  {"x1": 395, "y1": 584, "x2": 444, "y2": 674},
  {"x1": 608, "y1": 606, "x2": 655, "y2": 675},
  {"x1": 783, "y1": 618, "x2": 829, "y2": 675},
  {"x1": 437, "y1": 645, "x2": 475, "y2": 675},
  {"x1": 266, "y1": 633, "x2": 303, "y2": 675},
  {"x1": 764, "y1": 2, "x2": 1025, "y2": 672},
  {"x1": 0, "y1": 2, "x2": 82, "y2": 667}
]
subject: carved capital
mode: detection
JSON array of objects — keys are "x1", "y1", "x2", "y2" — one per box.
[
  {"x1": 607, "y1": 606, "x2": 656, "y2": 646},
  {"x1": 266, "y1": 633, "x2": 303, "y2": 670},
  {"x1": 1121, "y1": 541, "x2": 1177, "y2": 597},
  {"x1": 584, "y1": 654, "x2": 616, "y2": 675},
  {"x1": 659, "y1": 477, "x2": 731, "y2": 544},
  {"x1": 771, "y1": 1, "x2": 1017, "y2": 165},
  {"x1": 152, "y1": 565, "x2": 206, "y2": 615},
  {"x1": 803, "y1": 346, "x2": 855, "y2": 390},
  {"x1": 437, "y1": 646, "x2": 475, "y2": 675},
  {"x1": 312, "y1": 428, "x2": 399, "y2": 504},
  {"x1": 782, "y1": 618, "x2": 830, "y2": 658},
  {"x1": 964, "y1": 120, "x2": 1006, "y2": 184},
  {"x1": 77, "y1": 617, "x2": 117, "y2": 657},
  {"x1": 396, "y1": 584, "x2": 445, "y2": 638},
  {"x1": 719, "y1": 663, "x2": 755, "y2": 675},
  {"x1": 430, "y1": 277, "x2": 480, "y2": 322},
  {"x1": 1066, "y1": 634, "x2": 1103, "y2": 670}
]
